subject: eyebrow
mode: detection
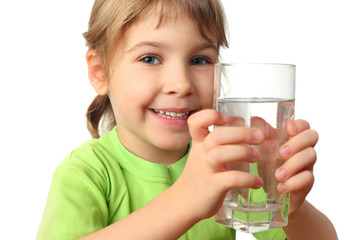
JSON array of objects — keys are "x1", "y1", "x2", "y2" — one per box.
[
  {"x1": 126, "y1": 41, "x2": 166, "y2": 53},
  {"x1": 126, "y1": 41, "x2": 218, "y2": 53},
  {"x1": 193, "y1": 42, "x2": 218, "y2": 52}
]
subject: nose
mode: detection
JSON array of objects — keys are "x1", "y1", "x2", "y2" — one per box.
[{"x1": 163, "y1": 64, "x2": 195, "y2": 97}]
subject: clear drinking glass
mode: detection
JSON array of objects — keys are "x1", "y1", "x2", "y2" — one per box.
[{"x1": 214, "y1": 63, "x2": 295, "y2": 233}]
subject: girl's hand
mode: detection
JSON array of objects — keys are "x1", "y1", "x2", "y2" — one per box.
[
  {"x1": 174, "y1": 109, "x2": 264, "y2": 221},
  {"x1": 275, "y1": 119, "x2": 319, "y2": 216}
]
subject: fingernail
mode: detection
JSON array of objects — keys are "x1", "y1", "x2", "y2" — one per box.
[
  {"x1": 278, "y1": 183, "x2": 287, "y2": 193},
  {"x1": 291, "y1": 123, "x2": 298, "y2": 134},
  {"x1": 276, "y1": 169, "x2": 286, "y2": 181},
  {"x1": 253, "y1": 130, "x2": 263, "y2": 142},
  {"x1": 256, "y1": 177, "x2": 263, "y2": 188},
  {"x1": 251, "y1": 149, "x2": 259, "y2": 161},
  {"x1": 280, "y1": 146, "x2": 290, "y2": 158}
]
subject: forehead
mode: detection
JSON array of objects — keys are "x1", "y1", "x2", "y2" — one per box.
[
  {"x1": 123, "y1": 18, "x2": 215, "y2": 54},
  {"x1": 128, "y1": 4, "x2": 218, "y2": 45},
  {"x1": 122, "y1": 9, "x2": 217, "y2": 48}
]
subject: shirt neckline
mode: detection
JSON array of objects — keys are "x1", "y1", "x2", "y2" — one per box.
[{"x1": 104, "y1": 127, "x2": 189, "y2": 182}]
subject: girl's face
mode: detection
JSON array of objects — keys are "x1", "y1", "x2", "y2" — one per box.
[{"x1": 103, "y1": 12, "x2": 218, "y2": 164}]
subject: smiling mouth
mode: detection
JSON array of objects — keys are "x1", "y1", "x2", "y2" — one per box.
[{"x1": 153, "y1": 109, "x2": 190, "y2": 119}]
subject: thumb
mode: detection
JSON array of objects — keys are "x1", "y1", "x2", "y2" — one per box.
[{"x1": 188, "y1": 109, "x2": 227, "y2": 142}]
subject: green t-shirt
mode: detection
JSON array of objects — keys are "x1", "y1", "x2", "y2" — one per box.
[{"x1": 37, "y1": 127, "x2": 286, "y2": 240}]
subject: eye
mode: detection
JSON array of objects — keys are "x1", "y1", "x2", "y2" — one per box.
[
  {"x1": 139, "y1": 55, "x2": 161, "y2": 64},
  {"x1": 190, "y1": 57, "x2": 211, "y2": 65}
]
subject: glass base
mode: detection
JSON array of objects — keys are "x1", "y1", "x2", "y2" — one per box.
[{"x1": 215, "y1": 203, "x2": 288, "y2": 233}]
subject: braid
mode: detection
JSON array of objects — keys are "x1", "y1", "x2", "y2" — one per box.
[{"x1": 86, "y1": 95, "x2": 116, "y2": 138}]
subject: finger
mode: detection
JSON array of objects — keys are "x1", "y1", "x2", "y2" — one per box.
[
  {"x1": 207, "y1": 127, "x2": 264, "y2": 148},
  {"x1": 276, "y1": 147, "x2": 317, "y2": 182},
  {"x1": 277, "y1": 170, "x2": 314, "y2": 194},
  {"x1": 287, "y1": 119, "x2": 311, "y2": 137},
  {"x1": 251, "y1": 116, "x2": 278, "y2": 140},
  {"x1": 215, "y1": 170, "x2": 263, "y2": 192},
  {"x1": 279, "y1": 129, "x2": 319, "y2": 160},
  {"x1": 188, "y1": 109, "x2": 227, "y2": 142},
  {"x1": 208, "y1": 145, "x2": 258, "y2": 170},
  {"x1": 227, "y1": 116, "x2": 245, "y2": 127}
]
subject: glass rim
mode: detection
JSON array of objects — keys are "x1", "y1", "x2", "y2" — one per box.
[{"x1": 215, "y1": 62, "x2": 296, "y2": 68}]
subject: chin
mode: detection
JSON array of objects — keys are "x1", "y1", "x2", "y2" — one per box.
[{"x1": 155, "y1": 136, "x2": 191, "y2": 151}]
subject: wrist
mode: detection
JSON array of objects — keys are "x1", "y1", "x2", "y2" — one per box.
[
  {"x1": 283, "y1": 201, "x2": 338, "y2": 240},
  {"x1": 288, "y1": 200, "x2": 307, "y2": 221},
  {"x1": 286, "y1": 200, "x2": 309, "y2": 230},
  {"x1": 166, "y1": 180, "x2": 202, "y2": 226}
]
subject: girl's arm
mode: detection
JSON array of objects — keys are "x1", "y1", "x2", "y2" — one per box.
[
  {"x1": 79, "y1": 184, "x2": 199, "y2": 240},
  {"x1": 81, "y1": 110, "x2": 262, "y2": 239},
  {"x1": 275, "y1": 120, "x2": 338, "y2": 239},
  {"x1": 283, "y1": 201, "x2": 338, "y2": 240}
]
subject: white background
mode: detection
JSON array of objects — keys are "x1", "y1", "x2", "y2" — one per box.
[{"x1": 0, "y1": 0, "x2": 358, "y2": 239}]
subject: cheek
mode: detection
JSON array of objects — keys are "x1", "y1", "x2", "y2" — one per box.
[
  {"x1": 202, "y1": 90, "x2": 214, "y2": 109},
  {"x1": 196, "y1": 83, "x2": 214, "y2": 109},
  {"x1": 109, "y1": 73, "x2": 159, "y2": 113},
  {"x1": 194, "y1": 71, "x2": 214, "y2": 109}
]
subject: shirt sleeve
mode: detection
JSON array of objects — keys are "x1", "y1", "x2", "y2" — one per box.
[{"x1": 37, "y1": 154, "x2": 109, "y2": 240}]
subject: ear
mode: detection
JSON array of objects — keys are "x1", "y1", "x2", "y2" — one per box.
[{"x1": 86, "y1": 49, "x2": 109, "y2": 95}]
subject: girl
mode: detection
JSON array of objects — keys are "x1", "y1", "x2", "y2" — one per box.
[{"x1": 37, "y1": 0, "x2": 337, "y2": 239}]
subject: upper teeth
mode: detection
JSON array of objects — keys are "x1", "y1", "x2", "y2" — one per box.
[{"x1": 153, "y1": 109, "x2": 189, "y2": 119}]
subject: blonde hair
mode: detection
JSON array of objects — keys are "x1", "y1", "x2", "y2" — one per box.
[{"x1": 83, "y1": 0, "x2": 229, "y2": 138}]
